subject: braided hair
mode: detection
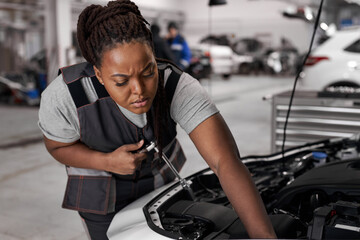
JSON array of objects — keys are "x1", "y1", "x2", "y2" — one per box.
[{"x1": 77, "y1": 0, "x2": 168, "y2": 155}]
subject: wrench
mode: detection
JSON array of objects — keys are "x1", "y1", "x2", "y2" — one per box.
[{"x1": 140, "y1": 141, "x2": 195, "y2": 200}]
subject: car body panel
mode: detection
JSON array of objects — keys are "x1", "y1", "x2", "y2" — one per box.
[
  {"x1": 232, "y1": 53, "x2": 254, "y2": 74},
  {"x1": 299, "y1": 28, "x2": 360, "y2": 91},
  {"x1": 188, "y1": 47, "x2": 212, "y2": 80},
  {"x1": 193, "y1": 44, "x2": 234, "y2": 77},
  {"x1": 108, "y1": 183, "x2": 173, "y2": 240}
]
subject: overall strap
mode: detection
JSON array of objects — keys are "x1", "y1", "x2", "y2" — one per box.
[
  {"x1": 59, "y1": 62, "x2": 94, "y2": 83},
  {"x1": 59, "y1": 62, "x2": 109, "y2": 108},
  {"x1": 90, "y1": 76, "x2": 109, "y2": 99},
  {"x1": 158, "y1": 61, "x2": 183, "y2": 105},
  {"x1": 165, "y1": 70, "x2": 181, "y2": 104},
  {"x1": 67, "y1": 80, "x2": 90, "y2": 108}
]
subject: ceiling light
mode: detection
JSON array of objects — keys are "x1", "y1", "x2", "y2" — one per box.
[{"x1": 208, "y1": 0, "x2": 227, "y2": 6}]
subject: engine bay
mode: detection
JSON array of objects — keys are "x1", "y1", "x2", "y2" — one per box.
[{"x1": 144, "y1": 135, "x2": 360, "y2": 239}]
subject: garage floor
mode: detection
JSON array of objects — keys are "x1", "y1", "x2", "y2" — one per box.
[{"x1": 0, "y1": 74, "x2": 293, "y2": 239}]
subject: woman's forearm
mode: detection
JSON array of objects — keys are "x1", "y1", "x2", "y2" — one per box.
[
  {"x1": 43, "y1": 136, "x2": 147, "y2": 175},
  {"x1": 189, "y1": 113, "x2": 277, "y2": 238},
  {"x1": 44, "y1": 137, "x2": 109, "y2": 171},
  {"x1": 217, "y1": 158, "x2": 276, "y2": 238}
]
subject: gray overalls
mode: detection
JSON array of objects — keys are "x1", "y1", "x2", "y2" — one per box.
[{"x1": 58, "y1": 61, "x2": 186, "y2": 216}]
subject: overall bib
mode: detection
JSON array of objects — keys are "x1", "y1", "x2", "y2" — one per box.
[{"x1": 58, "y1": 61, "x2": 186, "y2": 239}]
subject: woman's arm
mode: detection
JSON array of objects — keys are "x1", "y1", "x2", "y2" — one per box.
[
  {"x1": 189, "y1": 113, "x2": 277, "y2": 239},
  {"x1": 43, "y1": 136, "x2": 147, "y2": 175}
]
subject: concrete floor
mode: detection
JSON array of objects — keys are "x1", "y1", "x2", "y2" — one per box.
[{"x1": 0, "y1": 74, "x2": 293, "y2": 239}]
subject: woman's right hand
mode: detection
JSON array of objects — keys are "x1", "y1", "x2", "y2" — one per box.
[
  {"x1": 44, "y1": 136, "x2": 147, "y2": 175},
  {"x1": 106, "y1": 140, "x2": 147, "y2": 175}
]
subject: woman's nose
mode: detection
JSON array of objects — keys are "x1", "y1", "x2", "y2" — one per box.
[{"x1": 131, "y1": 78, "x2": 145, "y2": 94}]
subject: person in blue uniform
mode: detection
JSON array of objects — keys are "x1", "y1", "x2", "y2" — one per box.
[{"x1": 166, "y1": 21, "x2": 192, "y2": 71}]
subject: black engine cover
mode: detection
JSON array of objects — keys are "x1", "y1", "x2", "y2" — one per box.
[{"x1": 275, "y1": 159, "x2": 360, "y2": 207}]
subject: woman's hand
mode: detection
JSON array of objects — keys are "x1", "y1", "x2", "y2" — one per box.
[
  {"x1": 105, "y1": 140, "x2": 147, "y2": 175},
  {"x1": 44, "y1": 136, "x2": 147, "y2": 175}
]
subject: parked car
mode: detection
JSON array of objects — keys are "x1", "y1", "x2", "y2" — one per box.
[
  {"x1": 187, "y1": 47, "x2": 212, "y2": 80},
  {"x1": 199, "y1": 35, "x2": 270, "y2": 76},
  {"x1": 0, "y1": 72, "x2": 41, "y2": 106},
  {"x1": 232, "y1": 53, "x2": 254, "y2": 75},
  {"x1": 232, "y1": 38, "x2": 270, "y2": 75},
  {"x1": 193, "y1": 43, "x2": 234, "y2": 79},
  {"x1": 299, "y1": 27, "x2": 360, "y2": 91},
  {"x1": 265, "y1": 48, "x2": 299, "y2": 75},
  {"x1": 107, "y1": 134, "x2": 360, "y2": 240}
]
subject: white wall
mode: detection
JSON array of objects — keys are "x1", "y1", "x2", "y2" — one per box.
[
  {"x1": 135, "y1": 0, "x2": 312, "y2": 53},
  {"x1": 133, "y1": 0, "x2": 179, "y2": 11}
]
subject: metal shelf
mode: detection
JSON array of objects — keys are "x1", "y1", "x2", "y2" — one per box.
[{"x1": 271, "y1": 91, "x2": 360, "y2": 152}]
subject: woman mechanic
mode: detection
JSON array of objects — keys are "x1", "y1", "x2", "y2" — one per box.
[{"x1": 38, "y1": 0, "x2": 276, "y2": 239}]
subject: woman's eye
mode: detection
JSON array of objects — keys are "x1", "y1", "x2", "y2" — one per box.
[
  {"x1": 115, "y1": 81, "x2": 128, "y2": 87},
  {"x1": 144, "y1": 71, "x2": 155, "y2": 78}
]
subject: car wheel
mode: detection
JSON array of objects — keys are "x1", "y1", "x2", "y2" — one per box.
[
  {"x1": 325, "y1": 81, "x2": 360, "y2": 91},
  {"x1": 222, "y1": 74, "x2": 231, "y2": 80},
  {"x1": 238, "y1": 63, "x2": 251, "y2": 75}
]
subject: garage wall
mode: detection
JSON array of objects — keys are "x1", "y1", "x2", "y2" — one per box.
[
  {"x1": 133, "y1": 0, "x2": 178, "y2": 11},
  {"x1": 69, "y1": 0, "x2": 317, "y2": 70},
  {"x1": 181, "y1": 0, "x2": 312, "y2": 52},
  {"x1": 119, "y1": 0, "x2": 313, "y2": 52}
]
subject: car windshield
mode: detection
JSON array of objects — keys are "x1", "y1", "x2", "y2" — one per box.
[{"x1": 344, "y1": 38, "x2": 360, "y2": 53}]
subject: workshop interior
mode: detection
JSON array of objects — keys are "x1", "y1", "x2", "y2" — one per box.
[{"x1": 1, "y1": 0, "x2": 360, "y2": 239}]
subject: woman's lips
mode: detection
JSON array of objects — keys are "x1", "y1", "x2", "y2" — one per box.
[{"x1": 132, "y1": 98, "x2": 149, "y2": 108}]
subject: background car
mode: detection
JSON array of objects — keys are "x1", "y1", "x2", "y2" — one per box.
[
  {"x1": 187, "y1": 47, "x2": 212, "y2": 80},
  {"x1": 298, "y1": 27, "x2": 360, "y2": 91},
  {"x1": 197, "y1": 35, "x2": 236, "y2": 79},
  {"x1": 232, "y1": 37, "x2": 268, "y2": 75},
  {"x1": 193, "y1": 43, "x2": 234, "y2": 79},
  {"x1": 231, "y1": 52, "x2": 254, "y2": 75},
  {"x1": 200, "y1": 35, "x2": 263, "y2": 76}
]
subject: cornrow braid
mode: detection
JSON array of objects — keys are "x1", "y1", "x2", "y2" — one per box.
[
  {"x1": 77, "y1": 0, "x2": 168, "y2": 155},
  {"x1": 77, "y1": 0, "x2": 152, "y2": 67}
]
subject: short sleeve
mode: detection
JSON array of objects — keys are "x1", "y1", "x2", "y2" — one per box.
[
  {"x1": 170, "y1": 72, "x2": 219, "y2": 134},
  {"x1": 38, "y1": 75, "x2": 80, "y2": 143}
]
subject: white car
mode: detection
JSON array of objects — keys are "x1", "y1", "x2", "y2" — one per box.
[
  {"x1": 232, "y1": 53, "x2": 254, "y2": 74},
  {"x1": 298, "y1": 27, "x2": 360, "y2": 91},
  {"x1": 107, "y1": 135, "x2": 360, "y2": 240},
  {"x1": 193, "y1": 44, "x2": 234, "y2": 79}
]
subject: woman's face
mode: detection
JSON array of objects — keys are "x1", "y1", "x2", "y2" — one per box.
[{"x1": 94, "y1": 41, "x2": 158, "y2": 114}]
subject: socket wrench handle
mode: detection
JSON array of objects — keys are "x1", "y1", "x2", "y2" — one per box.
[
  {"x1": 154, "y1": 146, "x2": 183, "y2": 181},
  {"x1": 151, "y1": 141, "x2": 195, "y2": 200},
  {"x1": 138, "y1": 141, "x2": 156, "y2": 153}
]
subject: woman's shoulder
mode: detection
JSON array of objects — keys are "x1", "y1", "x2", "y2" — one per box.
[
  {"x1": 41, "y1": 74, "x2": 69, "y2": 101},
  {"x1": 43, "y1": 62, "x2": 93, "y2": 98},
  {"x1": 157, "y1": 59, "x2": 182, "y2": 72},
  {"x1": 42, "y1": 62, "x2": 98, "y2": 106},
  {"x1": 156, "y1": 59, "x2": 184, "y2": 86},
  {"x1": 59, "y1": 62, "x2": 94, "y2": 84}
]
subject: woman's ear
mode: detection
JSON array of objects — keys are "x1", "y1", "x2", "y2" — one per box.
[{"x1": 93, "y1": 66, "x2": 104, "y2": 85}]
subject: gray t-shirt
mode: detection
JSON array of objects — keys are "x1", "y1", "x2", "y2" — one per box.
[{"x1": 38, "y1": 68, "x2": 218, "y2": 143}]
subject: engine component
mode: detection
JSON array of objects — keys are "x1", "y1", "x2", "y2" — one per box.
[{"x1": 307, "y1": 201, "x2": 360, "y2": 240}]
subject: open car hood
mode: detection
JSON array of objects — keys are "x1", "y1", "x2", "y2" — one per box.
[{"x1": 108, "y1": 134, "x2": 360, "y2": 239}]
